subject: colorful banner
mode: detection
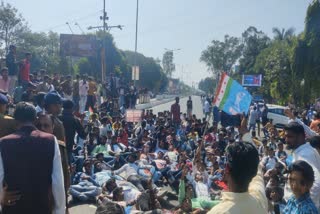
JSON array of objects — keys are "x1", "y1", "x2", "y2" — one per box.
[
  {"x1": 214, "y1": 73, "x2": 252, "y2": 115},
  {"x1": 242, "y1": 74, "x2": 262, "y2": 87}
]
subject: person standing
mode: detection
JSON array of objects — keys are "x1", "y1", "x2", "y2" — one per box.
[
  {"x1": 248, "y1": 106, "x2": 259, "y2": 132},
  {"x1": 79, "y1": 75, "x2": 89, "y2": 113},
  {"x1": 44, "y1": 91, "x2": 65, "y2": 142},
  {"x1": 0, "y1": 102, "x2": 65, "y2": 214},
  {"x1": 19, "y1": 52, "x2": 32, "y2": 89},
  {"x1": 204, "y1": 98, "x2": 211, "y2": 120},
  {"x1": 85, "y1": 77, "x2": 97, "y2": 111},
  {"x1": 73, "y1": 74, "x2": 80, "y2": 112},
  {"x1": 208, "y1": 142, "x2": 268, "y2": 214},
  {"x1": 186, "y1": 96, "x2": 193, "y2": 119},
  {"x1": 0, "y1": 68, "x2": 10, "y2": 93},
  {"x1": 171, "y1": 97, "x2": 181, "y2": 128},
  {"x1": 5, "y1": 45, "x2": 18, "y2": 95},
  {"x1": 261, "y1": 104, "x2": 269, "y2": 126},
  {"x1": 35, "y1": 113, "x2": 70, "y2": 213},
  {"x1": 59, "y1": 100, "x2": 87, "y2": 164},
  {"x1": 283, "y1": 122, "x2": 320, "y2": 210},
  {"x1": 60, "y1": 75, "x2": 73, "y2": 100}
]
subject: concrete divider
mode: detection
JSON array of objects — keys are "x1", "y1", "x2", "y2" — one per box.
[{"x1": 136, "y1": 95, "x2": 184, "y2": 110}]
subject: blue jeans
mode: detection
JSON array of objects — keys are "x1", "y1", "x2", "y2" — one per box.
[
  {"x1": 69, "y1": 183, "x2": 102, "y2": 201},
  {"x1": 73, "y1": 95, "x2": 80, "y2": 112},
  {"x1": 248, "y1": 123, "x2": 256, "y2": 131}
]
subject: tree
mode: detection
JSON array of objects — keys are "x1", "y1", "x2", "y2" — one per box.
[
  {"x1": 124, "y1": 50, "x2": 168, "y2": 93},
  {"x1": 200, "y1": 35, "x2": 243, "y2": 77},
  {"x1": 96, "y1": 31, "x2": 129, "y2": 79},
  {"x1": 272, "y1": 27, "x2": 295, "y2": 41},
  {"x1": 198, "y1": 77, "x2": 216, "y2": 94},
  {"x1": 292, "y1": 0, "x2": 320, "y2": 104},
  {"x1": 162, "y1": 51, "x2": 175, "y2": 77},
  {"x1": 0, "y1": 2, "x2": 29, "y2": 54},
  {"x1": 254, "y1": 40, "x2": 296, "y2": 104},
  {"x1": 239, "y1": 26, "x2": 270, "y2": 74}
]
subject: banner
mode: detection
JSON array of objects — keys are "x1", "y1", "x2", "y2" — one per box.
[
  {"x1": 132, "y1": 66, "x2": 140, "y2": 80},
  {"x1": 214, "y1": 73, "x2": 252, "y2": 115},
  {"x1": 126, "y1": 109, "x2": 142, "y2": 123},
  {"x1": 60, "y1": 34, "x2": 98, "y2": 57},
  {"x1": 242, "y1": 74, "x2": 262, "y2": 87}
]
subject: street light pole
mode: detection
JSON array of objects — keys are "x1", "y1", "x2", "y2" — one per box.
[
  {"x1": 102, "y1": 0, "x2": 107, "y2": 83},
  {"x1": 133, "y1": 0, "x2": 139, "y2": 87}
]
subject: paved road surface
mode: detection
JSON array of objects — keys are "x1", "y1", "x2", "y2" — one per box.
[
  {"x1": 151, "y1": 95, "x2": 205, "y2": 119},
  {"x1": 69, "y1": 95, "x2": 204, "y2": 214}
]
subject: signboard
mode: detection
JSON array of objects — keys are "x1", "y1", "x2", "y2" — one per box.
[
  {"x1": 126, "y1": 109, "x2": 142, "y2": 123},
  {"x1": 132, "y1": 66, "x2": 140, "y2": 80},
  {"x1": 60, "y1": 34, "x2": 98, "y2": 57},
  {"x1": 242, "y1": 74, "x2": 262, "y2": 87}
]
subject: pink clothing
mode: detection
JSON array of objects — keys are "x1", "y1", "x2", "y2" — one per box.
[{"x1": 0, "y1": 77, "x2": 10, "y2": 92}]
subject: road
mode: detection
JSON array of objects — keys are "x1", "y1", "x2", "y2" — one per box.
[
  {"x1": 150, "y1": 95, "x2": 204, "y2": 119},
  {"x1": 69, "y1": 95, "x2": 204, "y2": 214}
]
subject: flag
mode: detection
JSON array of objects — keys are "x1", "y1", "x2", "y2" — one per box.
[{"x1": 214, "y1": 73, "x2": 252, "y2": 115}]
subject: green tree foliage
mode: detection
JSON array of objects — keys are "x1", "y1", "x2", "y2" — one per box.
[
  {"x1": 272, "y1": 27, "x2": 295, "y2": 41},
  {"x1": 96, "y1": 31, "x2": 129, "y2": 78},
  {"x1": 162, "y1": 51, "x2": 175, "y2": 77},
  {"x1": 239, "y1": 26, "x2": 270, "y2": 74},
  {"x1": 200, "y1": 35, "x2": 243, "y2": 77},
  {"x1": 292, "y1": 0, "x2": 320, "y2": 104},
  {"x1": 0, "y1": 2, "x2": 29, "y2": 56},
  {"x1": 124, "y1": 50, "x2": 168, "y2": 92},
  {"x1": 198, "y1": 77, "x2": 216, "y2": 94},
  {"x1": 254, "y1": 41, "x2": 293, "y2": 104}
]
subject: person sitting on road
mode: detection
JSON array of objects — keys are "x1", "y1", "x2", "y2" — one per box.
[{"x1": 70, "y1": 159, "x2": 102, "y2": 202}]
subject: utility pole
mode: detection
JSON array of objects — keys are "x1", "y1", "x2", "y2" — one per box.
[
  {"x1": 133, "y1": 0, "x2": 139, "y2": 87},
  {"x1": 88, "y1": 0, "x2": 123, "y2": 83},
  {"x1": 101, "y1": 0, "x2": 108, "y2": 83}
]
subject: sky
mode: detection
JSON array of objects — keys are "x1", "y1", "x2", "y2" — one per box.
[{"x1": 8, "y1": 0, "x2": 314, "y2": 87}]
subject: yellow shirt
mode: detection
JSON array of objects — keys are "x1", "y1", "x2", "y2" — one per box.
[{"x1": 208, "y1": 167, "x2": 268, "y2": 214}]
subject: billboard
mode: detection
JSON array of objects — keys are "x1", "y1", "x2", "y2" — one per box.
[
  {"x1": 60, "y1": 34, "x2": 98, "y2": 57},
  {"x1": 242, "y1": 74, "x2": 262, "y2": 87}
]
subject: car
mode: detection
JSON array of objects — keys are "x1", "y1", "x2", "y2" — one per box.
[{"x1": 266, "y1": 104, "x2": 289, "y2": 128}]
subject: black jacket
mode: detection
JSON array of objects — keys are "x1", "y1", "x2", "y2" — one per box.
[
  {"x1": 6, "y1": 51, "x2": 18, "y2": 76},
  {"x1": 59, "y1": 111, "x2": 87, "y2": 152}
]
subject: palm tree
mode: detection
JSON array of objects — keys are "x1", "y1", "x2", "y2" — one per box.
[{"x1": 272, "y1": 27, "x2": 295, "y2": 41}]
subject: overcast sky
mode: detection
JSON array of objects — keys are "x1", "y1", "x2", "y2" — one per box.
[{"x1": 8, "y1": 0, "x2": 313, "y2": 86}]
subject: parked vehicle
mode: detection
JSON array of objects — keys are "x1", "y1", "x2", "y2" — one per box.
[{"x1": 266, "y1": 104, "x2": 289, "y2": 128}]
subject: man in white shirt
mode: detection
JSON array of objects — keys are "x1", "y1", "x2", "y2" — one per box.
[
  {"x1": 79, "y1": 76, "x2": 89, "y2": 113},
  {"x1": 204, "y1": 98, "x2": 211, "y2": 119},
  {"x1": 283, "y1": 122, "x2": 320, "y2": 210}
]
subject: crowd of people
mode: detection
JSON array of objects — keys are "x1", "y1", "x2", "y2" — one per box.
[{"x1": 1, "y1": 46, "x2": 320, "y2": 214}]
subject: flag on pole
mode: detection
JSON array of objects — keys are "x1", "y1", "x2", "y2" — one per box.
[{"x1": 214, "y1": 73, "x2": 252, "y2": 115}]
